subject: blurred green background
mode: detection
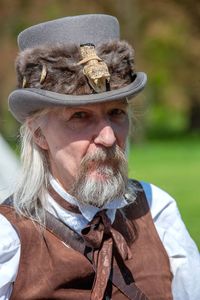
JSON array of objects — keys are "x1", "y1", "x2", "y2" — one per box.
[{"x1": 0, "y1": 0, "x2": 199, "y2": 248}]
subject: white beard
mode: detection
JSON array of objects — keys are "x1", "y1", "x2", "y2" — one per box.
[{"x1": 69, "y1": 145, "x2": 128, "y2": 207}]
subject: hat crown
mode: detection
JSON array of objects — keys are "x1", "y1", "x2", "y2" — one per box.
[{"x1": 18, "y1": 14, "x2": 120, "y2": 51}]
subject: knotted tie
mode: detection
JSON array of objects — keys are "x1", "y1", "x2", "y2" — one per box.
[
  {"x1": 48, "y1": 186, "x2": 149, "y2": 300},
  {"x1": 81, "y1": 210, "x2": 133, "y2": 300}
]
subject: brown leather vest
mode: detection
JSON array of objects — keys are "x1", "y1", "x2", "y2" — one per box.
[{"x1": 0, "y1": 183, "x2": 173, "y2": 300}]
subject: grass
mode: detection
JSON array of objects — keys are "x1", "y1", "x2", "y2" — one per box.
[{"x1": 128, "y1": 137, "x2": 200, "y2": 250}]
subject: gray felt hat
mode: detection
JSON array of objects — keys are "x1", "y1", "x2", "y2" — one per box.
[{"x1": 8, "y1": 14, "x2": 147, "y2": 123}]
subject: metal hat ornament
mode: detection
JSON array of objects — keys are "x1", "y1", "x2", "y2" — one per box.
[{"x1": 8, "y1": 14, "x2": 147, "y2": 123}]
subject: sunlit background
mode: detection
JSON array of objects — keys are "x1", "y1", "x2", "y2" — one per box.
[{"x1": 0, "y1": 0, "x2": 199, "y2": 248}]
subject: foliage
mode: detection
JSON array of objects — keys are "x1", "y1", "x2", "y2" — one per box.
[{"x1": 133, "y1": 0, "x2": 200, "y2": 137}]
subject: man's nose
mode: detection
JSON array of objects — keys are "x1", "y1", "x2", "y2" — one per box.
[{"x1": 94, "y1": 124, "x2": 116, "y2": 147}]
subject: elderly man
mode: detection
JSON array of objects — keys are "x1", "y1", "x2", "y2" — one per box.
[{"x1": 0, "y1": 14, "x2": 199, "y2": 300}]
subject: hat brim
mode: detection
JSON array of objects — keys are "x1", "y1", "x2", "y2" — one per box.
[{"x1": 9, "y1": 72, "x2": 147, "y2": 123}]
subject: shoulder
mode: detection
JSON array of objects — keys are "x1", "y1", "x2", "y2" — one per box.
[
  {"x1": 0, "y1": 198, "x2": 21, "y2": 257},
  {"x1": 0, "y1": 212, "x2": 20, "y2": 250},
  {"x1": 139, "y1": 181, "x2": 178, "y2": 222},
  {"x1": 138, "y1": 180, "x2": 189, "y2": 238},
  {"x1": 138, "y1": 181, "x2": 200, "y2": 299},
  {"x1": 0, "y1": 213, "x2": 20, "y2": 289}
]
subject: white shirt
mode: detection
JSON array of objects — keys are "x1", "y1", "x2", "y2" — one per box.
[{"x1": 0, "y1": 180, "x2": 200, "y2": 300}]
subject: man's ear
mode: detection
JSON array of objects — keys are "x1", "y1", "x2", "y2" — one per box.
[
  {"x1": 28, "y1": 120, "x2": 49, "y2": 150},
  {"x1": 33, "y1": 128, "x2": 49, "y2": 150}
]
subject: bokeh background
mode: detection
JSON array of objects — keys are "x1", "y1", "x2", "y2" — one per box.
[{"x1": 0, "y1": 0, "x2": 199, "y2": 248}]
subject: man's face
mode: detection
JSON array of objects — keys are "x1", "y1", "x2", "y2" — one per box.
[{"x1": 37, "y1": 100, "x2": 129, "y2": 206}]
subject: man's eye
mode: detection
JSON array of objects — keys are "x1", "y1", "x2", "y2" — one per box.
[
  {"x1": 72, "y1": 111, "x2": 88, "y2": 119},
  {"x1": 109, "y1": 109, "x2": 126, "y2": 116}
]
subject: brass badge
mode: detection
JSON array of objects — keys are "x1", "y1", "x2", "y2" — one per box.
[{"x1": 78, "y1": 44, "x2": 110, "y2": 93}]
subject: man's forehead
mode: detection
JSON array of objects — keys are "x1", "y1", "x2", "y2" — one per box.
[{"x1": 59, "y1": 99, "x2": 128, "y2": 112}]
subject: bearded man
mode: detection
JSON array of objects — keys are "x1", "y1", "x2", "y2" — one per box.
[{"x1": 0, "y1": 14, "x2": 199, "y2": 300}]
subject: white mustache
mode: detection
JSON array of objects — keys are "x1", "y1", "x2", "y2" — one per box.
[{"x1": 81, "y1": 145, "x2": 127, "y2": 169}]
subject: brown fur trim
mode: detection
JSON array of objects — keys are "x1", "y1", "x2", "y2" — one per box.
[{"x1": 15, "y1": 40, "x2": 135, "y2": 95}]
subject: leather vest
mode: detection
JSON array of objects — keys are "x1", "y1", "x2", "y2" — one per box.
[{"x1": 0, "y1": 182, "x2": 173, "y2": 300}]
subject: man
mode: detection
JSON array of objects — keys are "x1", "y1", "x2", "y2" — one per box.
[{"x1": 0, "y1": 14, "x2": 199, "y2": 300}]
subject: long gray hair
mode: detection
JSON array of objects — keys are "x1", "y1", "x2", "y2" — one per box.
[{"x1": 13, "y1": 111, "x2": 50, "y2": 224}]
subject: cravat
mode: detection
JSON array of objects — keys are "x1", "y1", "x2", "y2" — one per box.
[{"x1": 81, "y1": 210, "x2": 133, "y2": 300}]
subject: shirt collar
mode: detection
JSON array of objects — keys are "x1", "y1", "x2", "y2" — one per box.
[{"x1": 49, "y1": 175, "x2": 128, "y2": 223}]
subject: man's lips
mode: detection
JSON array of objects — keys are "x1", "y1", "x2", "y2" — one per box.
[{"x1": 85, "y1": 163, "x2": 115, "y2": 178}]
